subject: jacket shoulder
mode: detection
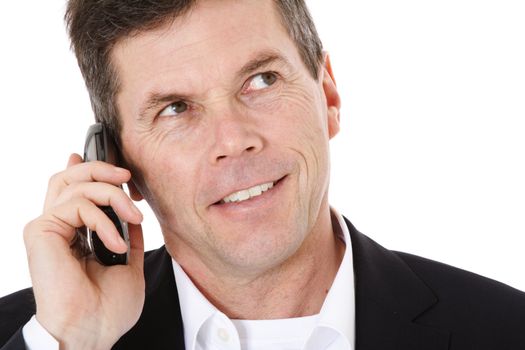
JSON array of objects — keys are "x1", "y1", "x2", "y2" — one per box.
[
  {"x1": 396, "y1": 251, "x2": 525, "y2": 347},
  {"x1": 0, "y1": 246, "x2": 168, "y2": 348},
  {"x1": 0, "y1": 288, "x2": 35, "y2": 347},
  {"x1": 396, "y1": 251, "x2": 525, "y2": 304}
]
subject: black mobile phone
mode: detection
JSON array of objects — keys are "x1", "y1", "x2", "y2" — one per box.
[{"x1": 83, "y1": 123, "x2": 130, "y2": 265}]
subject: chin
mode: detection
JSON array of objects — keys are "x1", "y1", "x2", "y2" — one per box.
[{"x1": 211, "y1": 222, "x2": 308, "y2": 274}]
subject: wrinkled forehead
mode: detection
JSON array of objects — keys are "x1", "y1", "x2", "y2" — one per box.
[
  {"x1": 109, "y1": 0, "x2": 304, "y2": 109},
  {"x1": 112, "y1": 0, "x2": 293, "y2": 68}
]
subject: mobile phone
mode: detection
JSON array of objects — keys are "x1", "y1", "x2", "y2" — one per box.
[{"x1": 83, "y1": 123, "x2": 129, "y2": 265}]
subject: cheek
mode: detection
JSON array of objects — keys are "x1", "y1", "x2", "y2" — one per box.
[
  {"x1": 142, "y1": 156, "x2": 201, "y2": 229},
  {"x1": 274, "y1": 84, "x2": 329, "y2": 164},
  {"x1": 272, "y1": 84, "x2": 330, "y2": 201},
  {"x1": 123, "y1": 126, "x2": 206, "y2": 227}
]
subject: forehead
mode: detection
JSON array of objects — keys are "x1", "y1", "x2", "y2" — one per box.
[{"x1": 111, "y1": 0, "x2": 301, "y2": 99}]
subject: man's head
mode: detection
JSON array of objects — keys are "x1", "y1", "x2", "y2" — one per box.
[
  {"x1": 66, "y1": 0, "x2": 341, "y2": 277},
  {"x1": 66, "y1": 0, "x2": 324, "y2": 139}
]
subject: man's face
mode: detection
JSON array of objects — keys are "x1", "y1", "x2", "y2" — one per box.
[{"x1": 112, "y1": 0, "x2": 340, "y2": 274}]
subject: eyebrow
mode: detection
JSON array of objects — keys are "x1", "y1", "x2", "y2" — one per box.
[
  {"x1": 138, "y1": 49, "x2": 291, "y2": 119},
  {"x1": 236, "y1": 49, "x2": 292, "y2": 78},
  {"x1": 139, "y1": 92, "x2": 189, "y2": 120}
]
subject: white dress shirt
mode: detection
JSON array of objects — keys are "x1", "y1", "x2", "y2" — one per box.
[
  {"x1": 22, "y1": 208, "x2": 355, "y2": 350},
  {"x1": 173, "y1": 208, "x2": 355, "y2": 350}
]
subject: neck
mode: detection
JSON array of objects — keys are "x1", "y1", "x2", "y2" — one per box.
[{"x1": 168, "y1": 203, "x2": 345, "y2": 320}]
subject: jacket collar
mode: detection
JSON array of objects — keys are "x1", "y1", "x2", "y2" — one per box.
[
  {"x1": 345, "y1": 217, "x2": 450, "y2": 350},
  {"x1": 115, "y1": 218, "x2": 450, "y2": 350},
  {"x1": 113, "y1": 246, "x2": 186, "y2": 349}
]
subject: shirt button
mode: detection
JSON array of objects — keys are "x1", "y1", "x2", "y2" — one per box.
[{"x1": 217, "y1": 328, "x2": 230, "y2": 342}]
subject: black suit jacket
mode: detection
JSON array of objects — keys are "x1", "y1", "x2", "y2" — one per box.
[{"x1": 1, "y1": 218, "x2": 525, "y2": 349}]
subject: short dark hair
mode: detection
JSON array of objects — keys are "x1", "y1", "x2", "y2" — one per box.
[{"x1": 65, "y1": 0, "x2": 323, "y2": 139}]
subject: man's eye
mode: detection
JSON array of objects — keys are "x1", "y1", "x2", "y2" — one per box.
[
  {"x1": 246, "y1": 72, "x2": 278, "y2": 91},
  {"x1": 159, "y1": 101, "x2": 188, "y2": 117}
]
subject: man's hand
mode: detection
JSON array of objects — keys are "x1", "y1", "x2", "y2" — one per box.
[{"x1": 23, "y1": 153, "x2": 145, "y2": 349}]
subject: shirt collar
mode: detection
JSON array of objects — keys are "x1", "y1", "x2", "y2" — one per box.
[
  {"x1": 172, "y1": 207, "x2": 355, "y2": 349},
  {"x1": 172, "y1": 258, "x2": 220, "y2": 349},
  {"x1": 306, "y1": 206, "x2": 355, "y2": 348}
]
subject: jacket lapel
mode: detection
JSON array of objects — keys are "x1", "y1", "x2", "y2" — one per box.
[
  {"x1": 115, "y1": 218, "x2": 451, "y2": 350},
  {"x1": 346, "y1": 218, "x2": 450, "y2": 350},
  {"x1": 113, "y1": 246, "x2": 186, "y2": 350}
]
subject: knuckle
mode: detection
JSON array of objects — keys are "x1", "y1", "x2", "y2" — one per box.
[
  {"x1": 23, "y1": 215, "x2": 71, "y2": 245},
  {"x1": 61, "y1": 182, "x2": 84, "y2": 198},
  {"x1": 47, "y1": 172, "x2": 63, "y2": 188},
  {"x1": 110, "y1": 185, "x2": 125, "y2": 199},
  {"x1": 23, "y1": 218, "x2": 38, "y2": 241},
  {"x1": 90, "y1": 160, "x2": 110, "y2": 173},
  {"x1": 71, "y1": 196, "x2": 91, "y2": 209},
  {"x1": 109, "y1": 189, "x2": 128, "y2": 209},
  {"x1": 95, "y1": 183, "x2": 124, "y2": 203},
  {"x1": 82, "y1": 183, "x2": 117, "y2": 203}
]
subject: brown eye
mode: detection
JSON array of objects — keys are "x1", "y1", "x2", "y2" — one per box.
[
  {"x1": 260, "y1": 72, "x2": 277, "y2": 86},
  {"x1": 159, "y1": 101, "x2": 188, "y2": 117},
  {"x1": 247, "y1": 72, "x2": 278, "y2": 91}
]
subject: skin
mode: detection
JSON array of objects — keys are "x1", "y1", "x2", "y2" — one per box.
[
  {"x1": 115, "y1": 0, "x2": 342, "y2": 318},
  {"x1": 24, "y1": 158, "x2": 145, "y2": 349},
  {"x1": 22, "y1": 0, "x2": 342, "y2": 348}
]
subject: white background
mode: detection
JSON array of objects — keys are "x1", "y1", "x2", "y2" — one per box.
[{"x1": 0, "y1": 1, "x2": 524, "y2": 297}]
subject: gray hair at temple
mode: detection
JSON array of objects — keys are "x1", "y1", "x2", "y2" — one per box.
[{"x1": 64, "y1": 0, "x2": 324, "y2": 141}]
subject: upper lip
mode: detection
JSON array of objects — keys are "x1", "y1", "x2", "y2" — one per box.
[{"x1": 209, "y1": 175, "x2": 286, "y2": 206}]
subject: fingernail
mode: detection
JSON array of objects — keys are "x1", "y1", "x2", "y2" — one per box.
[
  {"x1": 115, "y1": 235, "x2": 128, "y2": 252},
  {"x1": 130, "y1": 204, "x2": 143, "y2": 220}
]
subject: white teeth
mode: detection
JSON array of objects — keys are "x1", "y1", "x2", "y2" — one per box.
[
  {"x1": 221, "y1": 181, "x2": 274, "y2": 204},
  {"x1": 248, "y1": 186, "x2": 262, "y2": 197},
  {"x1": 238, "y1": 190, "x2": 250, "y2": 201}
]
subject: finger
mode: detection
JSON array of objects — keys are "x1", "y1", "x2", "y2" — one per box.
[
  {"x1": 67, "y1": 153, "x2": 83, "y2": 168},
  {"x1": 54, "y1": 160, "x2": 131, "y2": 187},
  {"x1": 44, "y1": 198, "x2": 128, "y2": 253},
  {"x1": 45, "y1": 161, "x2": 131, "y2": 211},
  {"x1": 51, "y1": 182, "x2": 143, "y2": 225}
]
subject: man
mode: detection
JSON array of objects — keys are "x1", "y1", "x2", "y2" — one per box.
[{"x1": 0, "y1": 0, "x2": 524, "y2": 349}]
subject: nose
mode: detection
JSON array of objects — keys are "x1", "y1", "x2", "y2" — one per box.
[{"x1": 208, "y1": 107, "x2": 264, "y2": 164}]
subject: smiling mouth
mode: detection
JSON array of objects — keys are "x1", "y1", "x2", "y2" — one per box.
[{"x1": 214, "y1": 176, "x2": 286, "y2": 205}]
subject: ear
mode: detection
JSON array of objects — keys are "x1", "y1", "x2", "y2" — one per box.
[
  {"x1": 127, "y1": 178, "x2": 145, "y2": 201},
  {"x1": 322, "y1": 52, "x2": 341, "y2": 139}
]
